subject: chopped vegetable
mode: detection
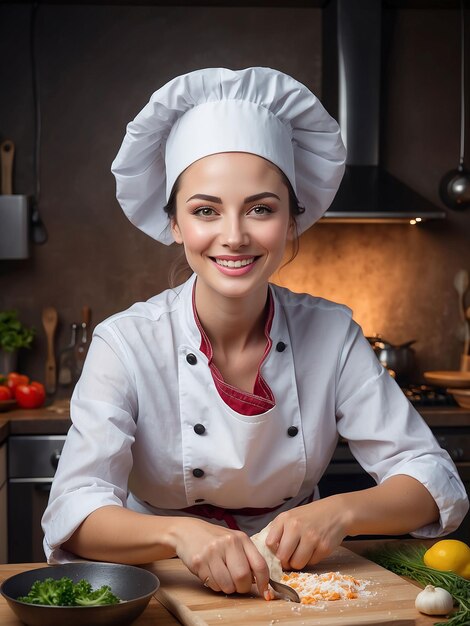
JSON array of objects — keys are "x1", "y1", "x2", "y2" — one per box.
[
  {"x1": 367, "y1": 544, "x2": 469, "y2": 626},
  {"x1": 72, "y1": 579, "x2": 121, "y2": 607},
  {"x1": 18, "y1": 577, "x2": 75, "y2": 606},
  {"x1": 280, "y1": 571, "x2": 370, "y2": 605},
  {"x1": 17, "y1": 576, "x2": 121, "y2": 607}
]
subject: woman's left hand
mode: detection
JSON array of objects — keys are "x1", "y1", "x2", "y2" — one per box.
[{"x1": 264, "y1": 495, "x2": 350, "y2": 570}]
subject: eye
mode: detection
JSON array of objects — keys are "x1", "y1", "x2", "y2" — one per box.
[
  {"x1": 193, "y1": 206, "x2": 217, "y2": 217},
  {"x1": 249, "y1": 204, "x2": 273, "y2": 215}
]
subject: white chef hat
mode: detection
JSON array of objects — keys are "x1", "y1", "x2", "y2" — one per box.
[{"x1": 111, "y1": 67, "x2": 346, "y2": 245}]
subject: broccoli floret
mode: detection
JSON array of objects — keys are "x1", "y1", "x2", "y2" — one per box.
[
  {"x1": 17, "y1": 577, "x2": 121, "y2": 606},
  {"x1": 74, "y1": 583, "x2": 121, "y2": 606},
  {"x1": 73, "y1": 579, "x2": 93, "y2": 597},
  {"x1": 18, "y1": 577, "x2": 75, "y2": 606}
]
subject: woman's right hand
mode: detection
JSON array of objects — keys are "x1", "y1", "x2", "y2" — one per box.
[{"x1": 168, "y1": 518, "x2": 270, "y2": 598}]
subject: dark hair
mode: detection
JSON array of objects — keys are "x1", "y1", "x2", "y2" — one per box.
[{"x1": 163, "y1": 165, "x2": 305, "y2": 288}]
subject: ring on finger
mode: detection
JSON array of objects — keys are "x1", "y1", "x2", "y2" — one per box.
[{"x1": 203, "y1": 576, "x2": 210, "y2": 588}]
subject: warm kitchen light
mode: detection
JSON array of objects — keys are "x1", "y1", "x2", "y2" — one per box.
[{"x1": 321, "y1": 215, "x2": 434, "y2": 224}]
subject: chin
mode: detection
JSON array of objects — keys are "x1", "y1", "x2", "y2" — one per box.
[{"x1": 210, "y1": 277, "x2": 271, "y2": 300}]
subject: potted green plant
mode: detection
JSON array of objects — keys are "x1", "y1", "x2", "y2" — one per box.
[{"x1": 0, "y1": 310, "x2": 35, "y2": 374}]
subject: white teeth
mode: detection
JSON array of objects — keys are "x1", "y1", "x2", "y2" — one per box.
[{"x1": 215, "y1": 257, "x2": 255, "y2": 268}]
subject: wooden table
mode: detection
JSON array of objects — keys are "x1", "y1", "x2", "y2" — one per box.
[
  {"x1": 0, "y1": 562, "x2": 180, "y2": 626},
  {"x1": 0, "y1": 541, "x2": 447, "y2": 625}
]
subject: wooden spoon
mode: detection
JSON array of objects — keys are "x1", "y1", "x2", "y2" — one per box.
[{"x1": 42, "y1": 307, "x2": 58, "y2": 394}]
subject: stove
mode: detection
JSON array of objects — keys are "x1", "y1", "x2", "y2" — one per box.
[{"x1": 401, "y1": 384, "x2": 458, "y2": 407}]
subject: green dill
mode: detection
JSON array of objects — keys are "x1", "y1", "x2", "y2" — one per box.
[{"x1": 366, "y1": 544, "x2": 470, "y2": 626}]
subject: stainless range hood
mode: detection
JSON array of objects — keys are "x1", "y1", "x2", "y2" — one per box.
[{"x1": 321, "y1": 0, "x2": 446, "y2": 223}]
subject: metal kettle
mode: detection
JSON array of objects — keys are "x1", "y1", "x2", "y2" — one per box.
[{"x1": 366, "y1": 335, "x2": 417, "y2": 384}]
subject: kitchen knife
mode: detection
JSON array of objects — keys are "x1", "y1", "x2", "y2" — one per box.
[
  {"x1": 58, "y1": 322, "x2": 78, "y2": 386},
  {"x1": 74, "y1": 306, "x2": 91, "y2": 376}
]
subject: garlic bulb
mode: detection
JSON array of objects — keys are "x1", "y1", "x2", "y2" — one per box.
[{"x1": 415, "y1": 585, "x2": 454, "y2": 616}]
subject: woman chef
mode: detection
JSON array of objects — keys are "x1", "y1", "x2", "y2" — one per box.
[{"x1": 42, "y1": 67, "x2": 468, "y2": 600}]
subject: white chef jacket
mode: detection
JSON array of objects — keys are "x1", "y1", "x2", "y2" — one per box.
[{"x1": 42, "y1": 274, "x2": 469, "y2": 563}]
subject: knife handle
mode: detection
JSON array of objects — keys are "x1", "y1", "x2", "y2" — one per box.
[
  {"x1": 81, "y1": 305, "x2": 91, "y2": 326},
  {"x1": 0, "y1": 140, "x2": 14, "y2": 195}
]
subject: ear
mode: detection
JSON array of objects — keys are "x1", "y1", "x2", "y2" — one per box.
[
  {"x1": 170, "y1": 218, "x2": 183, "y2": 244},
  {"x1": 286, "y1": 217, "x2": 296, "y2": 241}
]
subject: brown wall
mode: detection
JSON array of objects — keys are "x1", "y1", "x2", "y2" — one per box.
[{"x1": 1, "y1": 3, "x2": 469, "y2": 393}]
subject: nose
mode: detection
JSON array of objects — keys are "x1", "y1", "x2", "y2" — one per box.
[{"x1": 222, "y1": 214, "x2": 249, "y2": 249}]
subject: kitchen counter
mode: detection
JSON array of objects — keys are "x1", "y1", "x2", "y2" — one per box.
[
  {"x1": 0, "y1": 403, "x2": 71, "y2": 445},
  {"x1": 0, "y1": 541, "x2": 448, "y2": 625},
  {"x1": 419, "y1": 406, "x2": 470, "y2": 428}
]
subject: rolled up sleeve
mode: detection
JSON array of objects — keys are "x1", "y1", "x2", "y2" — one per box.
[
  {"x1": 335, "y1": 320, "x2": 469, "y2": 538},
  {"x1": 42, "y1": 326, "x2": 138, "y2": 563}
]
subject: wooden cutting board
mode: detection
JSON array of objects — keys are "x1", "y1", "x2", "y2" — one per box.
[{"x1": 148, "y1": 547, "x2": 428, "y2": 626}]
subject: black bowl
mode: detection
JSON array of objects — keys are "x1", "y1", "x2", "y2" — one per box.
[{"x1": 0, "y1": 562, "x2": 159, "y2": 626}]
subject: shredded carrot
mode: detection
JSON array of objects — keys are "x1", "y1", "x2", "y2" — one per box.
[{"x1": 280, "y1": 571, "x2": 369, "y2": 605}]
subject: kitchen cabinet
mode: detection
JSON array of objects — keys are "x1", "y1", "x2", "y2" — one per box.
[
  {"x1": 0, "y1": 443, "x2": 7, "y2": 563},
  {"x1": 0, "y1": 408, "x2": 70, "y2": 563},
  {"x1": 8, "y1": 435, "x2": 66, "y2": 563}
]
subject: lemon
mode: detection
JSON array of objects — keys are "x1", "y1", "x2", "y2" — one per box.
[{"x1": 423, "y1": 539, "x2": 470, "y2": 579}]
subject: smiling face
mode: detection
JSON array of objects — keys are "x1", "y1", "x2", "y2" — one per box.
[{"x1": 170, "y1": 152, "x2": 292, "y2": 301}]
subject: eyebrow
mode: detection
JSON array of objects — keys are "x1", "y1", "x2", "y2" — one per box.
[{"x1": 186, "y1": 192, "x2": 281, "y2": 203}]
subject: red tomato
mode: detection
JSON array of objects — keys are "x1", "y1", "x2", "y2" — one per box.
[
  {"x1": 14, "y1": 382, "x2": 45, "y2": 409},
  {"x1": 0, "y1": 385, "x2": 12, "y2": 401},
  {"x1": 7, "y1": 372, "x2": 29, "y2": 393}
]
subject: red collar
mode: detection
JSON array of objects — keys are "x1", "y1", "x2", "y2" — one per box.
[{"x1": 191, "y1": 283, "x2": 275, "y2": 416}]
